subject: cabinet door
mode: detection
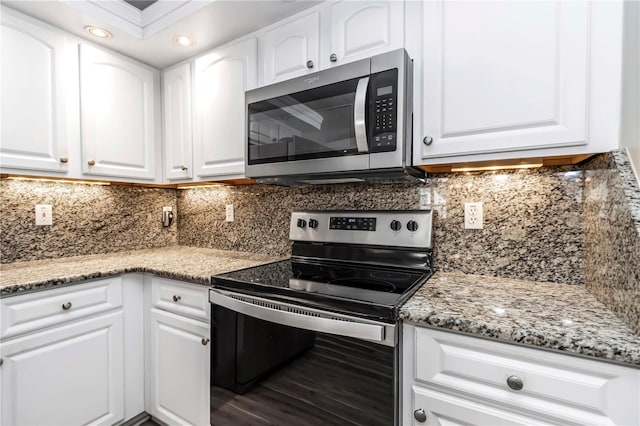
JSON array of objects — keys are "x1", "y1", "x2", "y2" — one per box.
[
  {"x1": 148, "y1": 308, "x2": 210, "y2": 426},
  {"x1": 0, "y1": 312, "x2": 124, "y2": 426},
  {"x1": 412, "y1": 386, "x2": 547, "y2": 426},
  {"x1": 420, "y1": 1, "x2": 589, "y2": 161},
  {"x1": 194, "y1": 37, "x2": 257, "y2": 179},
  {"x1": 324, "y1": 0, "x2": 403, "y2": 67},
  {"x1": 261, "y1": 11, "x2": 320, "y2": 85},
  {"x1": 163, "y1": 63, "x2": 193, "y2": 181},
  {"x1": 0, "y1": 10, "x2": 75, "y2": 173},
  {"x1": 80, "y1": 44, "x2": 160, "y2": 181}
]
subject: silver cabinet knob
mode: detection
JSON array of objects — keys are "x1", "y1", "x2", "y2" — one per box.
[
  {"x1": 181, "y1": 165, "x2": 188, "y2": 171},
  {"x1": 423, "y1": 136, "x2": 434, "y2": 146},
  {"x1": 172, "y1": 295, "x2": 181, "y2": 302},
  {"x1": 330, "y1": 53, "x2": 338, "y2": 62},
  {"x1": 507, "y1": 375, "x2": 524, "y2": 391},
  {"x1": 62, "y1": 302, "x2": 72, "y2": 310},
  {"x1": 87, "y1": 159, "x2": 96, "y2": 166},
  {"x1": 59, "y1": 156, "x2": 69, "y2": 163},
  {"x1": 201, "y1": 337, "x2": 210, "y2": 346},
  {"x1": 306, "y1": 60, "x2": 314, "y2": 69},
  {"x1": 414, "y1": 408, "x2": 427, "y2": 422}
]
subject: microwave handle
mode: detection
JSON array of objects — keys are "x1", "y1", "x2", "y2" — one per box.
[{"x1": 354, "y1": 77, "x2": 370, "y2": 153}]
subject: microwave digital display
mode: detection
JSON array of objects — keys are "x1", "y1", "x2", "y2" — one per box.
[{"x1": 377, "y1": 86, "x2": 393, "y2": 96}]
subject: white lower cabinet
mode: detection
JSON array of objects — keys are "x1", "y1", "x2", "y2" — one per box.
[
  {"x1": 146, "y1": 277, "x2": 211, "y2": 426},
  {"x1": 1, "y1": 312, "x2": 125, "y2": 425},
  {"x1": 402, "y1": 325, "x2": 640, "y2": 426},
  {"x1": 0, "y1": 275, "x2": 213, "y2": 426},
  {"x1": 0, "y1": 275, "x2": 144, "y2": 426}
]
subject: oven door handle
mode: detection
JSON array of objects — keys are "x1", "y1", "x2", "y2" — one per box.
[
  {"x1": 354, "y1": 76, "x2": 370, "y2": 153},
  {"x1": 209, "y1": 289, "x2": 389, "y2": 345}
]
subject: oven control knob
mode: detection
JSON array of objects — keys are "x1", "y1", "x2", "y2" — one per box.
[
  {"x1": 407, "y1": 220, "x2": 419, "y2": 232},
  {"x1": 297, "y1": 218, "x2": 307, "y2": 229},
  {"x1": 390, "y1": 220, "x2": 401, "y2": 231},
  {"x1": 308, "y1": 218, "x2": 319, "y2": 229}
]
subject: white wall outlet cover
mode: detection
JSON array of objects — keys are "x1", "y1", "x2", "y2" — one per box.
[
  {"x1": 35, "y1": 204, "x2": 53, "y2": 226},
  {"x1": 464, "y1": 202, "x2": 483, "y2": 229},
  {"x1": 225, "y1": 204, "x2": 234, "y2": 222},
  {"x1": 163, "y1": 206, "x2": 173, "y2": 212}
]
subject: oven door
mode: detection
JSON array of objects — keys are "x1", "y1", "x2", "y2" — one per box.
[{"x1": 209, "y1": 288, "x2": 399, "y2": 426}]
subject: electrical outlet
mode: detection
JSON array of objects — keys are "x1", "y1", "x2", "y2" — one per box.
[
  {"x1": 225, "y1": 204, "x2": 234, "y2": 222},
  {"x1": 464, "y1": 202, "x2": 483, "y2": 229},
  {"x1": 35, "y1": 204, "x2": 53, "y2": 226}
]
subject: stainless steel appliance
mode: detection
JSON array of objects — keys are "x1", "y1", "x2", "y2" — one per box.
[
  {"x1": 210, "y1": 210, "x2": 433, "y2": 425},
  {"x1": 245, "y1": 49, "x2": 423, "y2": 185}
]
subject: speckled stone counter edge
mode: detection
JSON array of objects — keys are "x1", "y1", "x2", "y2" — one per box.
[{"x1": 0, "y1": 266, "x2": 215, "y2": 296}]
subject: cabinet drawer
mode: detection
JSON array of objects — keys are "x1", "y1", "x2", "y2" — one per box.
[
  {"x1": 411, "y1": 385, "x2": 547, "y2": 426},
  {"x1": 414, "y1": 327, "x2": 640, "y2": 425},
  {"x1": 150, "y1": 277, "x2": 210, "y2": 320},
  {"x1": 1, "y1": 277, "x2": 123, "y2": 339}
]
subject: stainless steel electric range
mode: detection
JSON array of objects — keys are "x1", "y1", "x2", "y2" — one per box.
[{"x1": 210, "y1": 210, "x2": 433, "y2": 426}]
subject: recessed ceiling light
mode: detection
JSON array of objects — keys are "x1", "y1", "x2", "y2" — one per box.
[
  {"x1": 173, "y1": 35, "x2": 196, "y2": 47},
  {"x1": 85, "y1": 26, "x2": 112, "y2": 39}
]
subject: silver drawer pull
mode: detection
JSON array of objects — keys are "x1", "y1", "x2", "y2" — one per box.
[
  {"x1": 414, "y1": 408, "x2": 427, "y2": 422},
  {"x1": 172, "y1": 295, "x2": 181, "y2": 302},
  {"x1": 62, "y1": 302, "x2": 72, "y2": 311},
  {"x1": 507, "y1": 375, "x2": 524, "y2": 391}
]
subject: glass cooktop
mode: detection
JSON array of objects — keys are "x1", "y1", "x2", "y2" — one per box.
[{"x1": 212, "y1": 259, "x2": 429, "y2": 322}]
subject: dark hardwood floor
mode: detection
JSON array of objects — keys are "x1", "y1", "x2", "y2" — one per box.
[{"x1": 210, "y1": 334, "x2": 395, "y2": 426}]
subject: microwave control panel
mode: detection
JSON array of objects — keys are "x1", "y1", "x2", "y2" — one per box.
[{"x1": 370, "y1": 68, "x2": 398, "y2": 153}]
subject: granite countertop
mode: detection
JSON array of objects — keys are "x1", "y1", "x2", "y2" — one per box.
[
  {"x1": 0, "y1": 245, "x2": 282, "y2": 296},
  {"x1": 400, "y1": 271, "x2": 640, "y2": 367},
  {"x1": 2, "y1": 250, "x2": 639, "y2": 367}
]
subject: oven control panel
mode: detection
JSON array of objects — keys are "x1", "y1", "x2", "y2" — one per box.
[{"x1": 290, "y1": 210, "x2": 433, "y2": 249}]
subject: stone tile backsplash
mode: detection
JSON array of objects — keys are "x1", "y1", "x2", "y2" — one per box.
[
  {"x1": 178, "y1": 166, "x2": 584, "y2": 284},
  {"x1": 0, "y1": 180, "x2": 177, "y2": 263},
  {"x1": 583, "y1": 151, "x2": 640, "y2": 334}
]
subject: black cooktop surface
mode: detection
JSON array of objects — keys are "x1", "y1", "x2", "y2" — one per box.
[{"x1": 212, "y1": 259, "x2": 430, "y2": 322}]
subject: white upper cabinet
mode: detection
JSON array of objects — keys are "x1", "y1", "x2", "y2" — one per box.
[
  {"x1": 260, "y1": 11, "x2": 321, "y2": 85},
  {"x1": 193, "y1": 37, "x2": 257, "y2": 179},
  {"x1": 324, "y1": 0, "x2": 404, "y2": 67},
  {"x1": 162, "y1": 62, "x2": 193, "y2": 181},
  {"x1": 80, "y1": 44, "x2": 161, "y2": 182},
  {"x1": 420, "y1": 1, "x2": 588, "y2": 160},
  {"x1": 0, "y1": 8, "x2": 77, "y2": 174},
  {"x1": 413, "y1": 0, "x2": 628, "y2": 165}
]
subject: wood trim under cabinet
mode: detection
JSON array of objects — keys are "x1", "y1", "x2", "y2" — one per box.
[{"x1": 419, "y1": 154, "x2": 595, "y2": 173}]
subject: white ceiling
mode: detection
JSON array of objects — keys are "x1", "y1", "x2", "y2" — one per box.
[{"x1": 2, "y1": 0, "x2": 320, "y2": 69}]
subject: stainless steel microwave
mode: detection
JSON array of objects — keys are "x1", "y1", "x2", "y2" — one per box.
[{"x1": 245, "y1": 49, "x2": 423, "y2": 185}]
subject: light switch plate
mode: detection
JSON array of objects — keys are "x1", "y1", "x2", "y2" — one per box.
[
  {"x1": 225, "y1": 204, "x2": 234, "y2": 222},
  {"x1": 35, "y1": 204, "x2": 53, "y2": 226}
]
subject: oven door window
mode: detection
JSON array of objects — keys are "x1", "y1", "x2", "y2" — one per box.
[{"x1": 248, "y1": 77, "x2": 365, "y2": 165}]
